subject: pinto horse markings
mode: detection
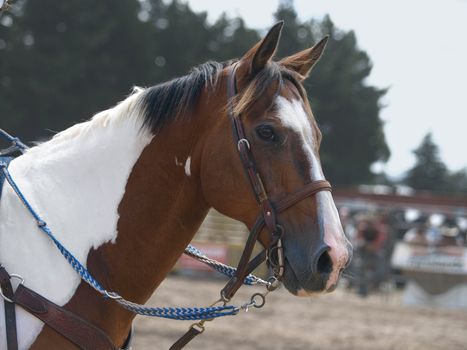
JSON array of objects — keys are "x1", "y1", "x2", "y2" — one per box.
[{"x1": 0, "y1": 23, "x2": 351, "y2": 349}]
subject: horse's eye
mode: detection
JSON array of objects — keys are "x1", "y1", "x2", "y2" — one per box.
[{"x1": 256, "y1": 125, "x2": 276, "y2": 141}]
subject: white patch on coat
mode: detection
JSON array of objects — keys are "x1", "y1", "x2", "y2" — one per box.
[
  {"x1": 0, "y1": 91, "x2": 153, "y2": 349},
  {"x1": 184, "y1": 156, "x2": 191, "y2": 176},
  {"x1": 276, "y1": 96, "x2": 349, "y2": 292}
]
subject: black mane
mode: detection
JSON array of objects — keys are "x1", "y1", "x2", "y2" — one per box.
[
  {"x1": 140, "y1": 61, "x2": 229, "y2": 133},
  {"x1": 140, "y1": 59, "x2": 304, "y2": 134}
]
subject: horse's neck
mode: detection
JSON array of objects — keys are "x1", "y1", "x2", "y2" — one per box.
[
  {"x1": 0, "y1": 92, "x2": 213, "y2": 347},
  {"x1": 64, "y1": 107, "x2": 212, "y2": 345},
  {"x1": 90, "y1": 120, "x2": 211, "y2": 302}
]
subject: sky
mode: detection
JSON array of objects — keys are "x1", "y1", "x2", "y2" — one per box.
[{"x1": 186, "y1": 0, "x2": 467, "y2": 178}]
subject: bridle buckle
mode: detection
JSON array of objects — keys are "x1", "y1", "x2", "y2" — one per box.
[{"x1": 237, "y1": 138, "x2": 250, "y2": 151}]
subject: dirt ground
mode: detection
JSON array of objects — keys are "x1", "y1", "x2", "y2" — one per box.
[{"x1": 133, "y1": 275, "x2": 467, "y2": 350}]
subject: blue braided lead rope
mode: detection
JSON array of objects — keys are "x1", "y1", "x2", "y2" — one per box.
[
  {"x1": 184, "y1": 245, "x2": 268, "y2": 286},
  {"x1": 0, "y1": 129, "x2": 28, "y2": 152},
  {"x1": 0, "y1": 156, "x2": 12, "y2": 199},
  {"x1": 0, "y1": 162, "x2": 244, "y2": 320},
  {"x1": 116, "y1": 299, "x2": 238, "y2": 320}
]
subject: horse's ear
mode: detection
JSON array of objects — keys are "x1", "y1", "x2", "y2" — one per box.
[
  {"x1": 280, "y1": 36, "x2": 329, "y2": 79},
  {"x1": 241, "y1": 21, "x2": 284, "y2": 75}
]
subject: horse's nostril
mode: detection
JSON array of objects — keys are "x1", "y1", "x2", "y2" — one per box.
[{"x1": 316, "y1": 250, "x2": 333, "y2": 275}]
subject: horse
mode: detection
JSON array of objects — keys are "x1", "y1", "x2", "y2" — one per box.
[{"x1": 0, "y1": 22, "x2": 352, "y2": 349}]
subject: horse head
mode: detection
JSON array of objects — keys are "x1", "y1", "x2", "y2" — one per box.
[{"x1": 201, "y1": 22, "x2": 352, "y2": 295}]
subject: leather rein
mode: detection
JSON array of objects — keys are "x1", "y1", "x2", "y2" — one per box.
[{"x1": 0, "y1": 64, "x2": 332, "y2": 350}]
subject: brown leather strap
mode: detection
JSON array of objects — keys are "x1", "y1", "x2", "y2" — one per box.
[
  {"x1": 0, "y1": 267, "x2": 18, "y2": 350},
  {"x1": 120, "y1": 327, "x2": 134, "y2": 350},
  {"x1": 13, "y1": 284, "x2": 116, "y2": 350},
  {"x1": 276, "y1": 180, "x2": 331, "y2": 213},
  {"x1": 221, "y1": 215, "x2": 266, "y2": 300},
  {"x1": 222, "y1": 66, "x2": 333, "y2": 301},
  {"x1": 228, "y1": 65, "x2": 277, "y2": 230},
  {"x1": 220, "y1": 182, "x2": 331, "y2": 300},
  {"x1": 169, "y1": 325, "x2": 203, "y2": 350}
]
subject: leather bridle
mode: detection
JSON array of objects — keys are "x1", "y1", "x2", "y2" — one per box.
[
  {"x1": 171, "y1": 63, "x2": 333, "y2": 349},
  {"x1": 171, "y1": 63, "x2": 334, "y2": 349},
  {"x1": 220, "y1": 63, "x2": 333, "y2": 300}
]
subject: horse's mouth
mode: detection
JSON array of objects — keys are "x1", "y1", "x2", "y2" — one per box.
[{"x1": 281, "y1": 258, "x2": 332, "y2": 296}]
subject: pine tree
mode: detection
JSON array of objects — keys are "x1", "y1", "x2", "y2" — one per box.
[
  {"x1": 274, "y1": 2, "x2": 390, "y2": 185},
  {"x1": 447, "y1": 169, "x2": 467, "y2": 195},
  {"x1": 1, "y1": 0, "x2": 154, "y2": 140},
  {"x1": 142, "y1": 0, "x2": 258, "y2": 83},
  {"x1": 405, "y1": 133, "x2": 449, "y2": 191},
  {"x1": 1, "y1": 0, "x2": 390, "y2": 189}
]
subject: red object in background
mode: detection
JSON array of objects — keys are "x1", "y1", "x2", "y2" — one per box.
[{"x1": 178, "y1": 244, "x2": 228, "y2": 272}]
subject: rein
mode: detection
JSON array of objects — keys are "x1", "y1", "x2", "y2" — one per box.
[{"x1": 0, "y1": 64, "x2": 332, "y2": 349}]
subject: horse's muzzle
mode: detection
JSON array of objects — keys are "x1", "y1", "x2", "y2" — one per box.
[{"x1": 281, "y1": 240, "x2": 352, "y2": 295}]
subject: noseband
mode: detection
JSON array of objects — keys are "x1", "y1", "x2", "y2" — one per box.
[{"x1": 220, "y1": 64, "x2": 332, "y2": 301}]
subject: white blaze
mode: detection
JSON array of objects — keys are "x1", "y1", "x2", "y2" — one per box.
[
  {"x1": 275, "y1": 97, "x2": 324, "y2": 180},
  {"x1": 276, "y1": 96, "x2": 349, "y2": 291}
]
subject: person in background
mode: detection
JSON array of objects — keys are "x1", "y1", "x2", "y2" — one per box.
[
  {"x1": 403, "y1": 215, "x2": 430, "y2": 246},
  {"x1": 438, "y1": 217, "x2": 462, "y2": 247},
  {"x1": 354, "y1": 214, "x2": 388, "y2": 297}
]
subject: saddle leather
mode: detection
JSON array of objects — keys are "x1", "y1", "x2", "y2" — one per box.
[
  {"x1": 14, "y1": 284, "x2": 117, "y2": 350},
  {"x1": 0, "y1": 266, "x2": 18, "y2": 350},
  {"x1": 0, "y1": 265, "x2": 126, "y2": 350}
]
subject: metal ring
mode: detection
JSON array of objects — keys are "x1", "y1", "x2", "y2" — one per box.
[
  {"x1": 273, "y1": 224, "x2": 284, "y2": 238},
  {"x1": 0, "y1": 274, "x2": 24, "y2": 303},
  {"x1": 209, "y1": 298, "x2": 227, "y2": 307},
  {"x1": 267, "y1": 245, "x2": 280, "y2": 268},
  {"x1": 267, "y1": 276, "x2": 281, "y2": 292},
  {"x1": 104, "y1": 291, "x2": 122, "y2": 300},
  {"x1": 250, "y1": 293, "x2": 266, "y2": 308},
  {"x1": 190, "y1": 322, "x2": 205, "y2": 334},
  {"x1": 9, "y1": 274, "x2": 24, "y2": 285},
  {"x1": 237, "y1": 138, "x2": 250, "y2": 151},
  {"x1": 0, "y1": 287, "x2": 14, "y2": 303},
  {"x1": 220, "y1": 291, "x2": 231, "y2": 303}
]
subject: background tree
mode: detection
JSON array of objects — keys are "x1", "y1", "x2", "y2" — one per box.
[
  {"x1": 404, "y1": 132, "x2": 449, "y2": 192},
  {"x1": 447, "y1": 169, "x2": 467, "y2": 195},
  {"x1": 1, "y1": 0, "x2": 154, "y2": 141},
  {"x1": 1, "y1": 0, "x2": 390, "y2": 186},
  {"x1": 0, "y1": 0, "x2": 259, "y2": 141},
  {"x1": 274, "y1": 1, "x2": 390, "y2": 185},
  {"x1": 141, "y1": 0, "x2": 259, "y2": 82}
]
